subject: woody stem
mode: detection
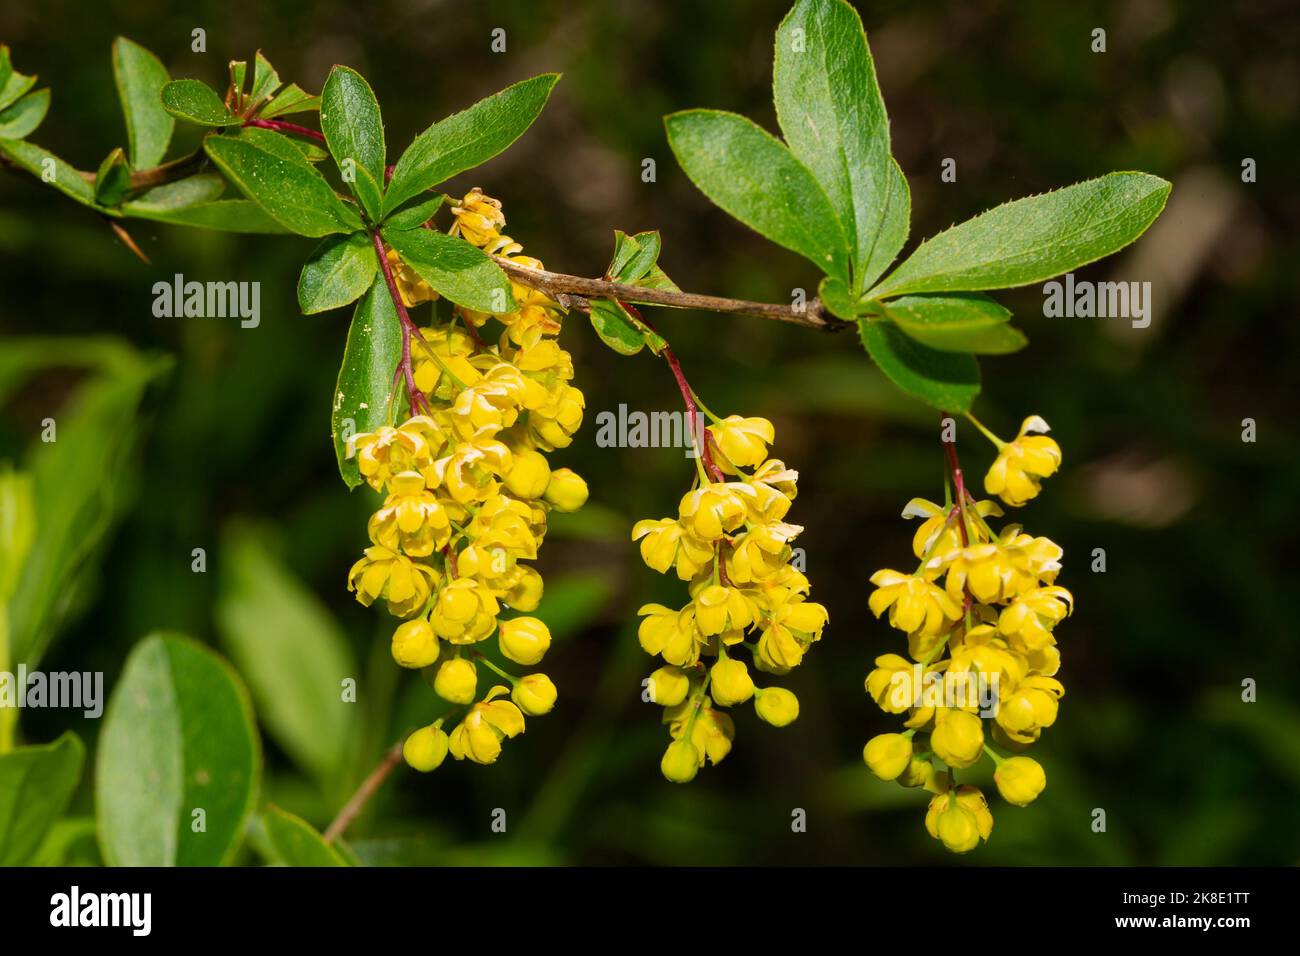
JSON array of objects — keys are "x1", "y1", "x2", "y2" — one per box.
[{"x1": 322, "y1": 740, "x2": 405, "y2": 845}]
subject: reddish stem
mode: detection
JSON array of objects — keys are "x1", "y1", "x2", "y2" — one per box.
[
  {"x1": 662, "y1": 343, "x2": 724, "y2": 482},
  {"x1": 941, "y1": 413, "x2": 975, "y2": 614},
  {"x1": 371, "y1": 231, "x2": 431, "y2": 416},
  {"x1": 242, "y1": 117, "x2": 327, "y2": 142}
]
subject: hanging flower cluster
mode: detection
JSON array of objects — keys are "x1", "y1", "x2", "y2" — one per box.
[
  {"x1": 634, "y1": 411, "x2": 827, "y2": 782},
  {"x1": 347, "y1": 189, "x2": 589, "y2": 773},
  {"x1": 863, "y1": 414, "x2": 1068, "y2": 853}
]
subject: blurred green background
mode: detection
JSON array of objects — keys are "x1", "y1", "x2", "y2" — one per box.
[{"x1": 1, "y1": 0, "x2": 1297, "y2": 865}]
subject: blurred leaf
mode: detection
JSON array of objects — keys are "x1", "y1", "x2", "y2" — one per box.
[
  {"x1": 96, "y1": 633, "x2": 260, "y2": 866},
  {"x1": 204, "y1": 128, "x2": 362, "y2": 237},
  {"x1": 262, "y1": 805, "x2": 347, "y2": 866},
  {"x1": 0, "y1": 731, "x2": 84, "y2": 865},
  {"x1": 858, "y1": 319, "x2": 980, "y2": 411},
  {"x1": 382, "y1": 226, "x2": 514, "y2": 313},
  {"x1": 875, "y1": 293, "x2": 1027, "y2": 354},
  {"x1": 111, "y1": 37, "x2": 173, "y2": 168},
  {"x1": 332, "y1": 277, "x2": 402, "y2": 489},
  {"x1": 121, "y1": 171, "x2": 226, "y2": 210},
  {"x1": 0, "y1": 137, "x2": 102, "y2": 208},
  {"x1": 122, "y1": 197, "x2": 288, "y2": 233},
  {"x1": 775, "y1": 0, "x2": 901, "y2": 293},
  {"x1": 0, "y1": 467, "x2": 35, "y2": 603},
  {"x1": 0, "y1": 88, "x2": 50, "y2": 140},
  {"x1": 217, "y1": 525, "x2": 357, "y2": 785},
  {"x1": 321, "y1": 66, "x2": 385, "y2": 220},
  {"x1": 28, "y1": 816, "x2": 100, "y2": 867},
  {"x1": 261, "y1": 83, "x2": 320, "y2": 119},
  {"x1": 533, "y1": 570, "x2": 616, "y2": 642},
  {"x1": 92, "y1": 147, "x2": 131, "y2": 206},
  {"x1": 869, "y1": 173, "x2": 1172, "y2": 298},
  {"x1": 665, "y1": 109, "x2": 849, "y2": 281},
  {"x1": 383, "y1": 73, "x2": 559, "y2": 215},
  {"x1": 298, "y1": 232, "x2": 379, "y2": 314},
  {"x1": 8, "y1": 340, "x2": 171, "y2": 667},
  {"x1": 160, "y1": 78, "x2": 236, "y2": 126}
]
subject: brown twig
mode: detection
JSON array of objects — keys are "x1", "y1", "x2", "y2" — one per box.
[
  {"x1": 323, "y1": 740, "x2": 405, "y2": 845},
  {"x1": 492, "y1": 256, "x2": 848, "y2": 332}
]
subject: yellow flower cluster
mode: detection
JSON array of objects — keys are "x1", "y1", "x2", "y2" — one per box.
[
  {"x1": 863, "y1": 415, "x2": 1067, "y2": 852},
  {"x1": 634, "y1": 415, "x2": 827, "y2": 782},
  {"x1": 347, "y1": 189, "x2": 590, "y2": 772}
]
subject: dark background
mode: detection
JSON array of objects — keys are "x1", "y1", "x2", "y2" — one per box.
[{"x1": 1, "y1": 0, "x2": 1297, "y2": 864}]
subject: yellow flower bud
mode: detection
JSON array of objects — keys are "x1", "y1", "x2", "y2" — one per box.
[
  {"x1": 863, "y1": 733, "x2": 913, "y2": 781},
  {"x1": 390, "y1": 618, "x2": 439, "y2": 669},
  {"x1": 498, "y1": 616, "x2": 551, "y2": 665},
  {"x1": 754, "y1": 686, "x2": 799, "y2": 727},
  {"x1": 709, "y1": 656, "x2": 755, "y2": 706},
  {"x1": 660, "y1": 738, "x2": 700, "y2": 783},
  {"x1": 433, "y1": 657, "x2": 478, "y2": 705},
  {"x1": 543, "y1": 467, "x2": 588, "y2": 512},
  {"x1": 503, "y1": 448, "x2": 552, "y2": 499},
  {"x1": 647, "y1": 665, "x2": 690, "y2": 707},
  {"x1": 935, "y1": 800, "x2": 982, "y2": 853},
  {"x1": 994, "y1": 755, "x2": 1046, "y2": 806},
  {"x1": 930, "y1": 709, "x2": 984, "y2": 769},
  {"x1": 511, "y1": 673, "x2": 557, "y2": 715},
  {"x1": 402, "y1": 725, "x2": 448, "y2": 772},
  {"x1": 897, "y1": 753, "x2": 942, "y2": 791},
  {"x1": 505, "y1": 565, "x2": 544, "y2": 612}
]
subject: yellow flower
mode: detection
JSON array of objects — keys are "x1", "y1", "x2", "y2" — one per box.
[
  {"x1": 402, "y1": 724, "x2": 449, "y2": 772},
  {"x1": 865, "y1": 653, "x2": 922, "y2": 714},
  {"x1": 668, "y1": 700, "x2": 734, "y2": 768},
  {"x1": 512, "y1": 673, "x2": 557, "y2": 715},
  {"x1": 529, "y1": 385, "x2": 584, "y2": 450},
  {"x1": 448, "y1": 686, "x2": 525, "y2": 764},
  {"x1": 754, "y1": 596, "x2": 826, "y2": 674},
  {"x1": 727, "y1": 520, "x2": 801, "y2": 584},
  {"x1": 347, "y1": 545, "x2": 440, "y2": 618},
  {"x1": 411, "y1": 327, "x2": 481, "y2": 397},
  {"x1": 930, "y1": 708, "x2": 984, "y2": 769},
  {"x1": 502, "y1": 565, "x2": 543, "y2": 611},
  {"x1": 391, "y1": 618, "x2": 439, "y2": 669},
  {"x1": 925, "y1": 785, "x2": 993, "y2": 853},
  {"x1": 647, "y1": 665, "x2": 690, "y2": 707},
  {"x1": 426, "y1": 438, "x2": 512, "y2": 504},
  {"x1": 636, "y1": 603, "x2": 701, "y2": 667},
  {"x1": 543, "y1": 467, "x2": 588, "y2": 512},
  {"x1": 753, "y1": 686, "x2": 799, "y2": 726},
  {"x1": 497, "y1": 616, "x2": 551, "y2": 665},
  {"x1": 707, "y1": 415, "x2": 775, "y2": 471},
  {"x1": 631, "y1": 518, "x2": 713, "y2": 580},
  {"x1": 994, "y1": 755, "x2": 1047, "y2": 806},
  {"x1": 996, "y1": 675, "x2": 1064, "y2": 744},
  {"x1": 691, "y1": 583, "x2": 757, "y2": 637},
  {"x1": 367, "y1": 471, "x2": 455, "y2": 557},
  {"x1": 898, "y1": 753, "x2": 943, "y2": 792},
  {"x1": 433, "y1": 656, "x2": 477, "y2": 705},
  {"x1": 901, "y1": 496, "x2": 1002, "y2": 561},
  {"x1": 660, "y1": 738, "x2": 699, "y2": 783},
  {"x1": 348, "y1": 416, "x2": 445, "y2": 492},
  {"x1": 386, "y1": 248, "x2": 437, "y2": 307},
  {"x1": 863, "y1": 733, "x2": 913, "y2": 780},
  {"x1": 500, "y1": 448, "x2": 551, "y2": 499},
  {"x1": 449, "y1": 187, "x2": 506, "y2": 247},
  {"x1": 997, "y1": 586, "x2": 1072, "y2": 651},
  {"x1": 869, "y1": 569, "x2": 962, "y2": 636},
  {"x1": 984, "y1": 415, "x2": 1062, "y2": 507},
  {"x1": 710, "y1": 656, "x2": 755, "y2": 706},
  {"x1": 677, "y1": 483, "x2": 753, "y2": 540},
  {"x1": 429, "y1": 577, "x2": 500, "y2": 643}
]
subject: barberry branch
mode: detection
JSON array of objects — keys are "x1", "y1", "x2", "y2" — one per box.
[
  {"x1": 322, "y1": 739, "x2": 405, "y2": 845},
  {"x1": 492, "y1": 256, "x2": 849, "y2": 332},
  {"x1": 371, "y1": 230, "x2": 432, "y2": 415}
]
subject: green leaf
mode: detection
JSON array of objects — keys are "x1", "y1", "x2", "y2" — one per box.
[
  {"x1": 0, "y1": 466, "x2": 35, "y2": 602},
  {"x1": 774, "y1": 0, "x2": 898, "y2": 293},
  {"x1": 664, "y1": 109, "x2": 849, "y2": 281},
  {"x1": 383, "y1": 195, "x2": 445, "y2": 231},
  {"x1": 249, "y1": 51, "x2": 281, "y2": 105},
  {"x1": 0, "y1": 732, "x2": 85, "y2": 866},
  {"x1": 0, "y1": 88, "x2": 50, "y2": 140},
  {"x1": 298, "y1": 232, "x2": 379, "y2": 314},
  {"x1": 383, "y1": 73, "x2": 559, "y2": 215},
  {"x1": 111, "y1": 37, "x2": 174, "y2": 168},
  {"x1": 818, "y1": 275, "x2": 860, "y2": 320},
  {"x1": 858, "y1": 319, "x2": 980, "y2": 411},
  {"x1": 321, "y1": 65, "x2": 385, "y2": 220},
  {"x1": 93, "y1": 147, "x2": 132, "y2": 206},
  {"x1": 382, "y1": 226, "x2": 515, "y2": 313},
  {"x1": 589, "y1": 299, "x2": 648, "y2": 355},
  {"x1": 0, "y1": 47, "x2": 36, "y2": 113},
  {"x1": 119, "y1": 171, "x2": 226, "y2": 210},
  {"x1": 609, "y1": 229, "x2": 661, "y2": 282},
  {"x1": 870, "y1": 172, "x2": 1172, "y2": 298},
  {"x1": 161, "y1": 78, "x2": 236, "y2": 126},
  {"x1": 875, "y1": 293, "x2": 1027, "y2": 354},
  {"x1": 96, "y1": 633, "x2": 260, "y2": 867},
  {"x1": 861, "y1": 158, "x2": 911, "y2": 291},
  {"x1": 262, "y1": 806, "x2": 348, "y2": 866},
  {"x1": 122, "y1": 197, "x2": 288, "y2": 233},
  {"x1": 204, "y1": 128, "x2": 362, "y2": 237},
  {"x1": 0, "y1": 138, "x2": 100, "y2": 208},
  {"x1": 333, "y1": 277, "x2": 402, "y2": 489},
  {"x1": 217, "y1": 526, "x2": 357, "y2": 785},
  {"x1": 261, "y1": 83, "x2": 320, "y2": 119}
]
